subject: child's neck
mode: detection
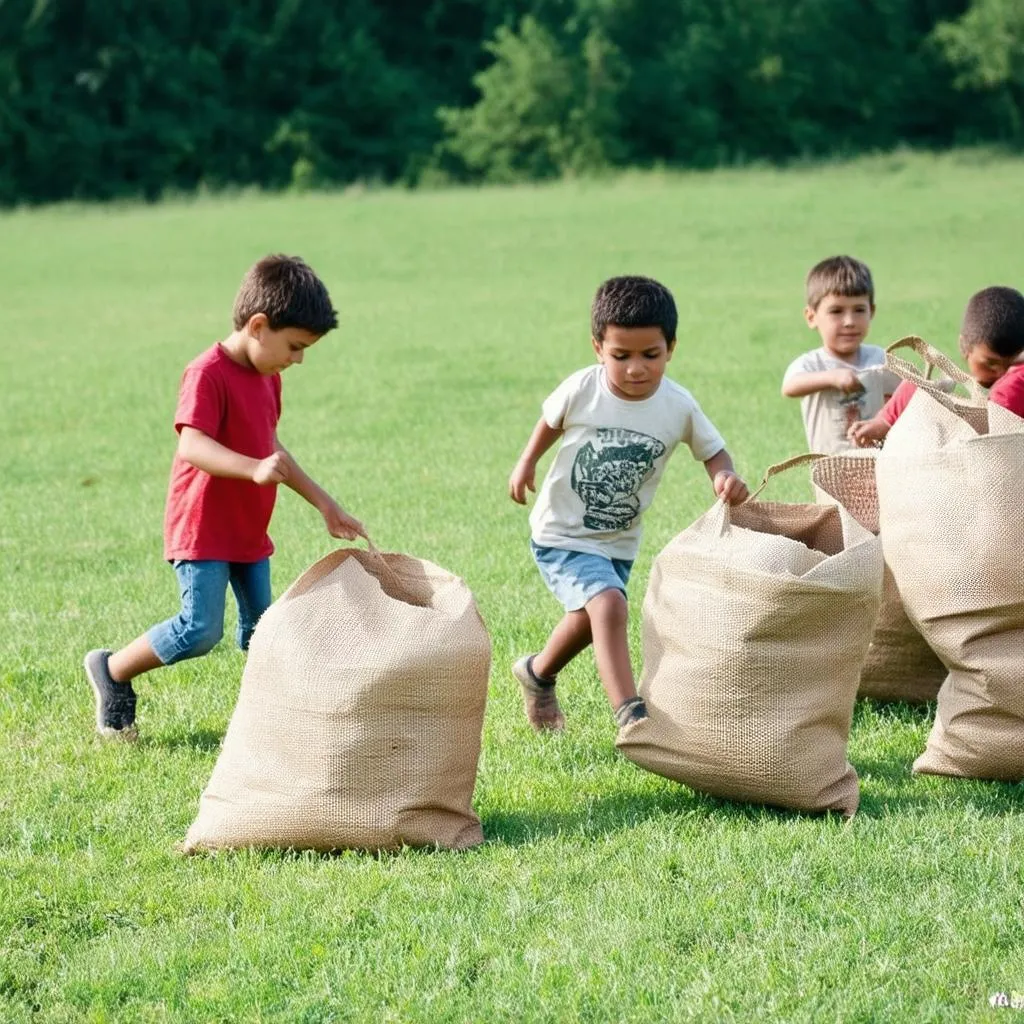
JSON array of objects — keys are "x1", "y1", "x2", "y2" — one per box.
[{"x1": 219, "y1": 330, "x2": 256, "y2": 369}]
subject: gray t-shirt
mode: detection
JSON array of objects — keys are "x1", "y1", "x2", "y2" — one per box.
[
  {"x1": 530, "y1": 366, "x2": 725, "y2": 559},
  {"x1": 783, "y1": 345, "x2": 900, "y2": 453}
]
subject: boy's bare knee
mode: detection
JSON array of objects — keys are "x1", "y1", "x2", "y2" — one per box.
[{"x1": 585, "y1": 588, "x2": 628, "y2": 626}]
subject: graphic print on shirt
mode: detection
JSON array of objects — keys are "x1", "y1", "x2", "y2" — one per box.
[
  {"x1": 838, "y1": 382, "x2": 867, "y2": 434},
  {"x1": 570, "y1": 428, "x2": 667, "y2": 531}
]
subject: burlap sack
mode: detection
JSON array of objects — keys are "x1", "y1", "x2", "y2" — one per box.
[
  {"x1": 877, "y1": 387, "x2": 1024, "y2": 780},
  {"x1": 181, "y1": 547, "x2": 491, "y2": 853},
  {"x1": 617, "y1": 456, "x2": 883, "y2": 816},
  {"x1": 813, "y1": 451, "x2": 946, "y2": 703}
]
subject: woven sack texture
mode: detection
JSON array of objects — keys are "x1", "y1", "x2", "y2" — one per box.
[
  {"x1": 181, "y1": 548, "x2": 491, "y2": 852},
  {"x1": 617, "y1": 461, "x2": 882, "y2": 815},
  {"x1": 877, "y1": 388, "x2": 1024, "y2": 780},
  {"x1": 813, "y1": 451, "x2": 946, "y2": 702}
]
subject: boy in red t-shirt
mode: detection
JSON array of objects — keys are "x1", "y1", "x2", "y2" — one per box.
[
  {"x1": 848, "y1": 286, "x2": 1024, "y2": 447},
  {"x1": 84, "y1": 254, "x2": 366, "y2": 740}
]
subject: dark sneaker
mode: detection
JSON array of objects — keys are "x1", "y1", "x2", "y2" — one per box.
[
  {"x1": 614, "y1": 696, "x2": 648, "y2": 729},
  {"x1": 512, "y1": 655, "x2": 565, "y2": 732},
  {"x1": 84, "y1": 649, "x2": 138, "y2": 740}
]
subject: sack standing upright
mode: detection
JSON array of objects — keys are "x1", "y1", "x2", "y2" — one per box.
[
  {"x1": 182, "y1": 546, "x2": 492, "y2": 853},
  {"x1": 813, "y1": 450, "x2": 945, "y2": 703},
  {"x1": 876, "y1": 372, "x2": 1024, "y2": 781},
  {"x1": 617, "y1": 455, "x2": 883, "y2": 816}
]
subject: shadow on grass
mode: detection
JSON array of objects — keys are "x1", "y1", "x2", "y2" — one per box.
[
  {"x1": 479, "y1": 776, "x2": 852, "y2": 845},
  {"x1": 854, "y1": 754, "x2": 1024, "y2": 817}
]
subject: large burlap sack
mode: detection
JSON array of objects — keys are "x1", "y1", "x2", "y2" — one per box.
[
  {"x1": 181, "y1": 547, "x2": 491, "y2": 853},
  {"x1": 877, "y1": 386, "x2": 1024, "y2": 781},
  {"x1": 813, "y1": 451, "x2": 946, "y2": 703},
  {"x1": 617, "y1": 456, "x2": 883, "y2": 816}
]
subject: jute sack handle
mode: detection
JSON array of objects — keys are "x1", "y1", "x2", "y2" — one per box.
[
  {"x1": 885, "y1": 336, "x2": 984, "y2": 402},
  {"x1": 747, "y1": 453, "x2": 828, "y2": 503},
  {"x1": 701, "y1": 453, "x2": 827, "y2": 537}
]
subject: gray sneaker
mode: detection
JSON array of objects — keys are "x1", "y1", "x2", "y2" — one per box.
[
  {"x1": 512, "y1": 655, "x2": 565, "y2": 732},
  {"x1": 84, "y1": 649, "x2": 138, "y2": 740}
]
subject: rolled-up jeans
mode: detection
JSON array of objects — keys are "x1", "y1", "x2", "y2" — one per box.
[{"x1": 147, "y1": 558, "x2": 272, "y2": 665}]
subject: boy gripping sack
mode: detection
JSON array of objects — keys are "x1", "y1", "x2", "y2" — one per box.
[
  {"x1": 617, "y1": 456, "x2": 883, "y2": 816},
  {"x1": 181, "y1": 547, "x2": 491, "y2": 853}
]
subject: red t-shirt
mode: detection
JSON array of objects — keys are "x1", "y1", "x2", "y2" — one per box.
[
  {"x1": 879, "y1": 380, "x2": 918, "y2": 426},
  {"x1": 989, "y1": 364, "x2": 1024, "y2": 418},
  {"x1": 163, "y1": 344, "x2": 282, "y2": 562}
]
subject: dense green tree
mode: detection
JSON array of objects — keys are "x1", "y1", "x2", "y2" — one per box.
[{"x1": 0, "y1": 0, "x2": 1019, "y2": 204}]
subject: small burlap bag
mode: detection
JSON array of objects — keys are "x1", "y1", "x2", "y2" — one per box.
[
  {"x1": 181, "y1": 547, "x2": 491, "y2": 853},
  {"x1": 877, "y1": 384, "x2": 1024, "y2": 781},
  {"x1": 617, "y1": 455, "x2": 883, "y2": 816},
  {"x1": 812, "y1": 451, "x2": 946, "y2": 703}
]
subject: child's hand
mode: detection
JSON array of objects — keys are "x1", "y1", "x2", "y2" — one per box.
[
  {"x1": 831, "y1": 368, "x2": 864, "y2": 394},
  {"x1": 714, "y1": 470, "x2": 749, "y2": 505},
  {"x1": 252, "y1": 451, "x2": 292, "y2": 485},
  {"x1": 319, "y1": 498, "x2": 367, "y2": 541},
  {"x1": 847, "y1": 418, "x2": 889, "y2": 448},
  {"x1": 508, "y1": 460, "x2": 537, "y2": 505}
]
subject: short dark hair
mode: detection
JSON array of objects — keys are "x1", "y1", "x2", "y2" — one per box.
[
  {"x1": 232, "y1": 254, "x2": 338, "y2": 334},
  {"x1": 960, "y1": 285, "x2": 1024, "y2": 358},
  {"x1": 591, "y1": 276, "x2": 677, "y2": 343},
  {"x1": 805, "y1": 255, "x2": 874, "y2": 309}
]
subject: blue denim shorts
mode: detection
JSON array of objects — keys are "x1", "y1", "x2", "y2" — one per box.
[
  {"x1": 148, "y1": 558, "x2": 272, "y2": 665},
  {"x1": 530, "y1": 541, "x2": 633, "y2": 612}
]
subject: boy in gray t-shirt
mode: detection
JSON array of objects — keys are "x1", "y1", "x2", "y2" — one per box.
[
  {"x1": 508, "y1": 276, "x2": 749, "y2": 733},
  {"x1": 782, "y1": 255, "x2": 899, "y2": 453}
]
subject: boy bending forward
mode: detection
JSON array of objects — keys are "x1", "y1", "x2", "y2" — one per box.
[
  {"x1": 508, "y1": 276, "x2": 748, "y2": 732},
  {"x1": 84, "y1": 254, "x2": 366, "y2": 740}
]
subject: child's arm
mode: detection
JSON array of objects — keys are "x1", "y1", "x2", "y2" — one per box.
[
  {"x1": 847, "y1": 416, "x2": 891, "y2": 448},
  {"x1": 781, "y1": 368, "x2": 863, "y2": 398},
  {"x1": 274, "y1": 438, "x2": 367, "y2": 540},
  {"x1": 703, "y1": 448, "x2": 749, "y2": 505},
  {"x1": 847, "y1": 380, "x2": 915, "y2": 447},
  {"x1": 509, "y1": 417, "x2": 562, "y2": 504},
  {"x1": 178, "y1": 426, "x2": 288, "y2": 484}
]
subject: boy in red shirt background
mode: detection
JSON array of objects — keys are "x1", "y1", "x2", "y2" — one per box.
[
  {"x1": 84, "y1": 254, "x2": 365, "y2": 740},
  {"x1": 849, "y1": 285, "x2": 1024, "y2": 447}
]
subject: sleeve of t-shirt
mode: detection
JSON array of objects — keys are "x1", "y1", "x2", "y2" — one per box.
[
  {"x1": 682, "y1": 396, "x2": 726, "y2": 462},
  {"x1": 174, "y1": 362, "x2": 224, "y2": 437},
  {"x1": 541, "y1": 371, "x2": 585, "y2": 429},
  {"x1": 989, "y1": 365, "x2": 1024, "y2": 418},
  {"x1": 880, "y1": 380, "x2": 917, "y2": 426},
  {"x1": 782, "y1": 351, "x2": 817, "y2": 384}
]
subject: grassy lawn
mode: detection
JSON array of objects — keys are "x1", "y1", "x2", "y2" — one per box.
[{"x1": 2, "y1": 150, "x2": 1023, "y2": 1022}]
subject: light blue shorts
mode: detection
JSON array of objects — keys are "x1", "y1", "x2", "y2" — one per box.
[{"x1": 530, "y1": 541, "x2": 633, "y2": 612}]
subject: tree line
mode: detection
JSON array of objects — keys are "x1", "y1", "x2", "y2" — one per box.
[{"x1": 0, "y1": 0, "x2": 1021, "y2": 205}]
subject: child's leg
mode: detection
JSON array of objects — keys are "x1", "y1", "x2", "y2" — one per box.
[
  {"x1": 228, "y1": 558, "x2": 272, "y2": 651},
  {"x1": 131, "y1": 560, "x2": 230, "y2": 675},
  {"x1": 86, "y1": 561, "x2": 230, "y2": 738},
  {"x1": 584, "y1": 588, "x2": 636, "y2": 709},
  {"x1": 532, "y1": 609, "x2": 592, "y2": 680}
]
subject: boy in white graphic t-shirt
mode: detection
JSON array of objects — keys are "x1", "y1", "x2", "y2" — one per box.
[
  {"x1": 508, "y1": 276, "x2": 749, "y2": 732},
  {"x1": 781, "y1": 255, "x2": 899, "y2": 453}
]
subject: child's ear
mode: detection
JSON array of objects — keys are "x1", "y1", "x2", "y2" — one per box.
[
  {"x1": 591, "y1": 335, "x2": 603, "y2": 360},
  {"x1": 246, "y1": 312, "x2": 269, "y2": 338},
  {"x1": 666, "y1": 339, "x2": 676, "y2": 360},
  {"x1": 803, "y1": 305, "x2": 817, "y2": 329}
]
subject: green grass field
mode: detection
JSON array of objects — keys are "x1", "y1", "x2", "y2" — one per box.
[{"x1": 2, "y1": 150, "x2": 1023, "y2": 1023}]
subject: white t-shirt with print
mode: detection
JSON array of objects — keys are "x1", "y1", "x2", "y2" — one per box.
[
  {"x1": 783, "y1": 344, "x2": 900, "y2": 454},
  {"x1": 529, "y1": 365, "x2": 726, "y2": 560}
]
